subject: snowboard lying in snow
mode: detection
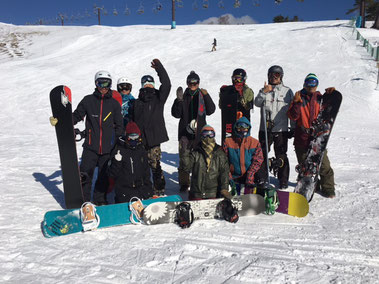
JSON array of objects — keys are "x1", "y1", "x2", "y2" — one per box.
[
  {"x1": 42, "y1": 195, "x2": 182, "y2": 238},
  {"x1": 142, "y1": 194, "x2": 266, "y2": 225}
]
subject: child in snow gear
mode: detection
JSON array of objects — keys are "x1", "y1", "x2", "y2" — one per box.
[
  {"x1": 117, "y1": 77, "x2": 135, "y2": 127},
  {"x1": 108, "y1": 121, "x2": 154, "y2": 203},
  {"x1": 254, "y1": 65, "x2": 295, "y2": 189},
  {"x1": 219, "y1": 68, "x2": 255, "y2": 143},
  {"x1": 287, "y1": 73, "x2": 336, "y2": 198},
  {"x1": 171, "y1": 71, "x2": 216, "y2": 192},
  {"x1": 223, "y1": 117, "x2": 264, "y2": 195},
  {"x1": 51, "y1": 71, "x2": 123, "y2": 205},
  {"x1": 181, "y1": 125, "x2": 231, "y2": 200},
  {"x1": 131, "y1": 59, "x2": 171, "y2": 196}
]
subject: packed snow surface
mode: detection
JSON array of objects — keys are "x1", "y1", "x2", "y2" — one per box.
[{"x1": 0, "y1": 20, "x2": 379, "y2": 283}]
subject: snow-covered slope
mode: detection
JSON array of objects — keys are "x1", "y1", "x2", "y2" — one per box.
[{"x1": 0, "y1": 21, "x2": 378, "y2": 283}]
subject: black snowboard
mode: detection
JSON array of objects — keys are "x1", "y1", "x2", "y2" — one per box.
[
  {"x1": 50, "y1": 86, "x2": 83, "y2": 209},
  {"x1": 219, "y1": 87, "x2": 238, "y2": 143},
  {"x1": 295, "y1": 90, "x2": 342, "y2": 201}
]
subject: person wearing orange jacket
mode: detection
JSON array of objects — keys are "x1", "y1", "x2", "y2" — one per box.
[{"x1": 287, "y1": 73, "x2": 336, "y2": 198}]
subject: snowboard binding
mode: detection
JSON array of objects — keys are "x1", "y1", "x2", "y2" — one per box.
[
  {"x1": 174, "y1": 202, "x2": 194, "y2": 229},
  {"x1": 217, "y1": 198, "x2": 239, "y2": 223},
  {"x1": 268, "y1": 157, "x2": 284, "y2": 177},
  {"x1": 80, "y1": 202, "x2": 100, "y2": 232},
  {"x1": 129, "y1": 197, "x2": 145, "y2": 224},
  {"x1": 74, "y1": 128, "x2": 86, "y2": 142},
  {"x1": 264, "y1": 187, "x2": 279, "y2": 215}
]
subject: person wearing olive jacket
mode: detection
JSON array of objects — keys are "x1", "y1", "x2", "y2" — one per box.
[
  {"x1": 131, "y1": 59, "x2": 171, "y2": 196},
  {"x1": 181, "y1": 125, "x2": 231, "y2": 200},
  {"x1": 171, "y1": 71, "x2": 216, "y2": 192}
]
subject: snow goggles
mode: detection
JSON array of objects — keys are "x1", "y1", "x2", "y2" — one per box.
[
  {"x1": 201, "y1": 130, "x2": 215, "y2": 139},
  {"x1": 304, "y1": 78, "x2": 318, "y2": 88},
  {"x1": 232, "y1": 75, "x2": 245, "y2": 83},
  {"x1": 236, "y1": 122, "x2": 249, "y2": 132},
  {"x1": 141, "y1": 75, "x2": 154, "y2": 84},
  {"x1": 96, "y1": 78, "x2": 112, "y2": 89},
  {"x1": 269, "y1": 72, "x2": 282, "y2": 79},
  {"x1": 187, "y1": 78, "x2": 199, "y2": 86},
  {"x1": 127, "y1": 133, "x2": 140, "y2": 141},
  {"x1": 118, "y1": 83, "x2": 131, "y2": 91}
]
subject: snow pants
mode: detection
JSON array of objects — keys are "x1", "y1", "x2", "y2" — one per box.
[
  {"x1": 146, "y1": 145, "x2": 166, "y2": 195},
  {"x1": 79, "y1": 148, "x2": 110, "y2": 204}
]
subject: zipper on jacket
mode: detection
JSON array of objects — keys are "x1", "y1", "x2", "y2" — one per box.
[
  {"x1": 89, "y1": 129, "x2": 92, "y2": 145},
  {"x1": 99, "y1": 95, "x2": 104, "y2": 154},
  {"x1": 130, "y1": 157, "x2": 135, "y2": 187}
]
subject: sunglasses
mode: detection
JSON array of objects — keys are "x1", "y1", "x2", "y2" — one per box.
[
  {"x1": 201, "y1": 130, "x2": 215, "y2": 138},
  {"x1": 269, "y1": 72, "x2": 281, "y2": 79},
  {"x1": 188, "y1": 80, "x2": 199, "y2": 86},
  {"x1": 96, "y1": 78, "x2": 111, "y2": 89}
]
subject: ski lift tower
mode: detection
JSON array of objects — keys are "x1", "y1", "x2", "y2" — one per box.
[{"x1": 171, "y1": 0, "x2": 176, "y2": 29}]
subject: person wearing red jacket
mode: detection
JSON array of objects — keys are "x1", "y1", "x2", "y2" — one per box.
[{"x1": 287, "y1": 73, "x2": 336, "y2": 198}]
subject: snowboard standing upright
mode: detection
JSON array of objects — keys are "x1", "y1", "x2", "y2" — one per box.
[
  {"x1": 219, "y1": 89, "x2": 238, "y2": 143},
  {"x1": 295, "y1": 90, "x2": 342, "y2": 201},
  {"x1": 50, "y1": 86, "x2": 83, "y2": 209}
]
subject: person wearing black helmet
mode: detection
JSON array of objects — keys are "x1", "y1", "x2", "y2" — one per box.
[
  {"x1": 219, "y1": 68, "x2": 255, "y2": 143},
  {"x1": 171, "y1": 71, "x2": 216, "y2": 192},
  {"x1": 131, "y1": 59, "x2": 171, "y2": 196},
  {"x1": 254, "y1": 65, "x2": 295, "y2": 189}
]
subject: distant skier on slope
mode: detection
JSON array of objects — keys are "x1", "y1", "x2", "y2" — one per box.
[
  {"x1": 287, "y1": 73, "x2": 336, "y2": 198},
  {"x1": 171, "y1": 71, "x2": 216, "y2": 192},
  {"x1": 211, "y1": 38, "x2": 217, "y2": 52},
  {"x1": 254, "y1": 65, "x2": 295, "y2": 189}
]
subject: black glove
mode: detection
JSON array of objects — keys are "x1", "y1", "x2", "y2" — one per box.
[
  {"x1": 151, "y1": 59, "x2": 161, "y2": 69},
  {"x1": 176, "y1": 87, "x2": 184, "y2": 101}
]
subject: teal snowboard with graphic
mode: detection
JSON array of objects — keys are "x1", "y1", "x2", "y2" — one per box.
[{"x1": 42, "y1": 195, "x2": 182, "y2": 238}]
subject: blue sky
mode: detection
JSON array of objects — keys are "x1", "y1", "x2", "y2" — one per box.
[{"x1": 1, "y1": 0, "x2": 356, "y2": 26}]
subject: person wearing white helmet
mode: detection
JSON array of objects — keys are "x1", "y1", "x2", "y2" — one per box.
[
  {"x1": 71, "y1": 70, "x2": 123, "y2": 205},
  {"x1": 117, "y1": 77, "x2": 135, "y2": 127}
]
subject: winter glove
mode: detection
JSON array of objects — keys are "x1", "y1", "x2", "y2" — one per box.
[
  {"x1": 325, "y1": 87, "x2": 335, "y2": 95},
  {"x1": 220, "y1": 189, "x2": 232, "y2": 200},
  {"x1": 151, "y1": 59, "x2": 161, "y2": 69},
  {"x1": 293, "y1": 91, "x2": 302, "y2": 103},
  {"x1": 263, "y1": 82, "x2": 273, "y2": 93},
  {"x1": 200, "y1": 88, "x2": 208, "y2": 95},
  {"x1": 287, "y1": 128, "x2": 295, "y2": 139},
  {"x1": 49, "y1": 116, "x2": 58, "y2": 126},
  {"x1": 115, "y1": 150, "x2": 122, "y2": 162},
  {"x1": 186, "y1": 119, "x2": 197, "y2": 135},
  {"x1": 176, "y1": 86, "x2": 184, "y2": 101}
]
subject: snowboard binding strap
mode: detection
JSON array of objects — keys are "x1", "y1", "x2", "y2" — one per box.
[
  {"x1": 80, "y1": 202, "x2": 100, "y2": 232},
  {"x1": 217, "y1": 198, "x2": 239, "y2": 223},
  {"x1": 264, "y1": 188, "x2": 279, "y2": 215},
  {"x1": 129, "y1": 197, "x2": 145, "y2": 225},
  {"x1": 174, "y1": 202, "x2": 194, "y2": 229}
]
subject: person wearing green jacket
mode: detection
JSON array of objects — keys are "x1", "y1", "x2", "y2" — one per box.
[{"x1": 181, "y1": 125, "x2": 231, "y2": 200}]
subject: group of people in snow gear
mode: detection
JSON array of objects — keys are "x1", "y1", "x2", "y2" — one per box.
[{"x1": 50, "y1": 62, "x2": 336, "y2": 207}]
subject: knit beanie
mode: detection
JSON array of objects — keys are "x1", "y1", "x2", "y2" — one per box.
[{"x1": 125, "y1": 121, "x2": 141, "y2": 136}]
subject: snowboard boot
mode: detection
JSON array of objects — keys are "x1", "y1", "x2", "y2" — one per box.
[{"x1": 80, "y1": 202, "x2": 100, "y2": 231}]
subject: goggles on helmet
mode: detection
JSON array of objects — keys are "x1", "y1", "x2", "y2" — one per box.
[
  {"x1": 236, "y1": 122, "x2": 249, "y2": 132},
  {"x1": 96, "y1": 78, "x2": 112, "y2": 89},
  {"x1": 201, "y1": 130, "x2": 215, "y2": 139},
  {"x1": 304, "y1": 78, "x2": 318, "y2": 88},
  {"x1": 118, "y1": 83, "x2": 131, "y2": 91},
  {"x1": 232, "y1": 75, "x2": 245, "y2": 83}
]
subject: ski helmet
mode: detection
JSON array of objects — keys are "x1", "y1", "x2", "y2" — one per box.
[
  {"x1": 232, "y1": 68, "x2": 247, "y2": 83},
  {"x1": 141, "y1": 75, "x2": 155, "y2": 88},
  {"x1": 304, "y1": 73, "x2": 319, "y2": 88},
  {"x1": 268, "y1": 65, "x2": 284, "y2": 78},
  {"x1": 95, "y1": 70, "x2": 112, "y2": 89},
  {"x1": 117, "y1": 77, "x2": 132, "y2": 92},
  {"x1": 186, "y1": 71, "x2": 200, "y2": 85}
]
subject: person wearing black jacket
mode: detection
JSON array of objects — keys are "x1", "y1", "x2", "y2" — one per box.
[
  {"x1": 72, "y1": 70, "x2": 123, "y2": 204},
  {"x1": 171, "y1": 71, "x2": 216, "y2": 192},
  {"x1": 132, "y1": 59, "x2": 171, "y2": 196},
  {"x1": 108, "y1": 121, "x2": 153, "y2": 203}
]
